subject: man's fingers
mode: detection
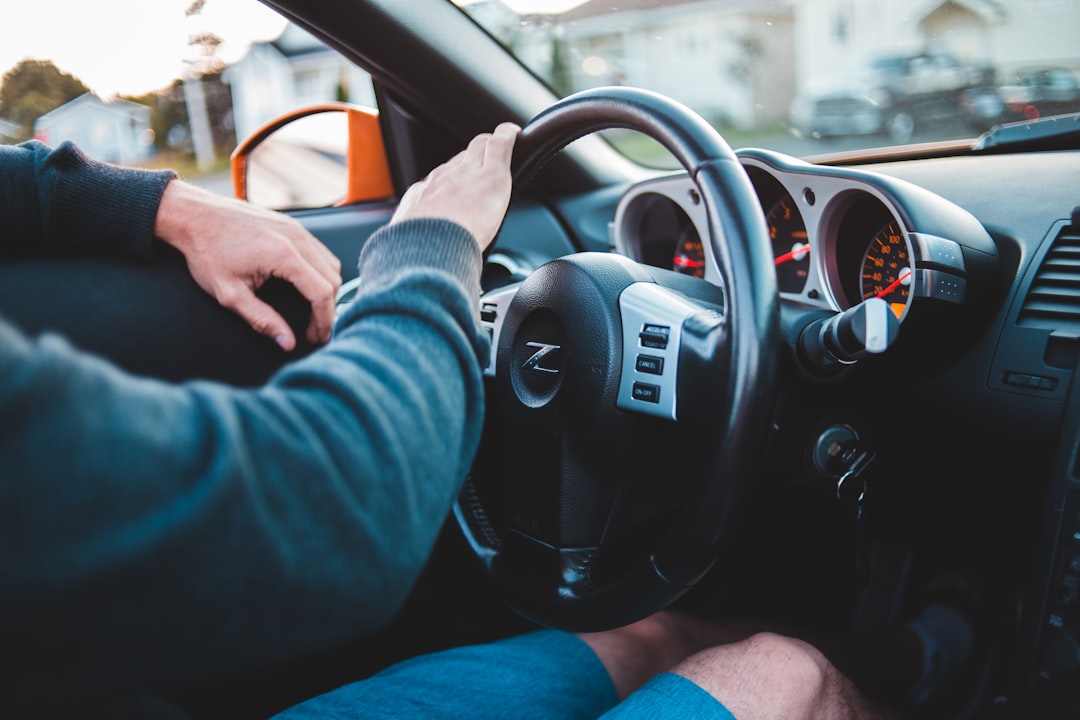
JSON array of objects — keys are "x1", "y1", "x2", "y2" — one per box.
[
  {"x1": 461, "y1": 131, "x2": 491, "y2": 165},
  {"x1": 287, "y1": 221, "x2": 341, "y2": 286},
  {"x1": 294, "y1": 237, "x2": 342, "y2": 295},
  {"x1": 308, "y1": 296, "x2": 337, "y2": 344},
  {"x1": 226, "y1": 288, "x2": 297, "y2": 351},
  {"x1": 386, "y1": 123, "x2": 519, "y2": 246},
  {"x1": 274, "y1": 255, "x2": 338, "y2": 345},
  {"x1": 484, "y1": 122, "x2": 520, "y2": 167},
  {"x1": 265, "y1": 232, "x2": 340, "y2": 345},
  {"x1": 315, "y1": 242, "x2": 342, "y2": 279}
]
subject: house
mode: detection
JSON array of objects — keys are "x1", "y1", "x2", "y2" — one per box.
[
  {"x1": 225, "y1": 22, "x2": 375, "y2": 142},
  {"x1": 33, "y1": 94, "x2": 154, "y2": 164},
  {"x1": 792, "y1": 0, "x2": 1080, "y2": 91},
  {"x1": 512, "y1": 0, "x2": 796, "y2": 129}
]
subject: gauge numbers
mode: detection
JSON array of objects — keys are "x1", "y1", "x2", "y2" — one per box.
[
  {"x1": 672, "y1": 225, "x2": 706, "y2": 278},
  {"x1": 768, "y1": 196, "x2": 810, "y2": 294},
  {"x1": 861, "y1": 222, "x2": 911, "y2": 319}
]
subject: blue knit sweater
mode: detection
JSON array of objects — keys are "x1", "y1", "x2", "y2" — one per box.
[{"x1": 0, "y1": 141, "x2": 490, "y2": 710}]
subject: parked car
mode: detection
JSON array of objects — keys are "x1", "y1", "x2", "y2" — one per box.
[
  {"x1": 5, "y1": 1, "x2": 1080, "y2": 719},
  {"x1": 960, "y1": 66, "x2": 1080, "y2": 130},
  {"x1": 790, "y1": 51, "x2": 989, "y2": 143}
]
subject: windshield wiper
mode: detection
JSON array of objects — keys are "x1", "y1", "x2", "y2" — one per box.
[{"x1": 973, "y1": 112, "x2": 1080, "y2": 152}]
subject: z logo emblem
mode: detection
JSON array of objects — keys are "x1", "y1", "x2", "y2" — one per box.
[{"x1": 523, "y1": 341, "x2": 562, "y2": 375}]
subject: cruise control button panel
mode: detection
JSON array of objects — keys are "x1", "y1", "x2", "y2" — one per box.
[{"x1": 616, "y1": 283, "x2": 703, "y2": 420}]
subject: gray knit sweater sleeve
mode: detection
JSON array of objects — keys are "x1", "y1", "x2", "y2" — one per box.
[
  {"x1": 0, "y1": 216, "x2": 490, "y2": 710},
  {"x1": 0, "y1": 140, "x2": 176, "y2": 260}
]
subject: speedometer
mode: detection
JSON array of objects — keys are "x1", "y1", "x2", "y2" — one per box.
[{"x1": 860, "y1": 221, "x2": 912, "y2": 319}]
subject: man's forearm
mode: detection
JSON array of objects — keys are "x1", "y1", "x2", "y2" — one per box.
[{"x1": 0, "y1": 140, "x2": 175, "y2": 259}]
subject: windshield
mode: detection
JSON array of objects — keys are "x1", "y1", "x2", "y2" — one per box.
[
  {"x1": 4, "y1": 0, "x2": 1075, "y2": 180},
  {"x1": 454, "y1": 0, "x2": 1080, "y2": 165}
]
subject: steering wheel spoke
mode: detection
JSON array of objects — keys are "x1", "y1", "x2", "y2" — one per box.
[
  {"x1": 616, "y1": 281, "x2": 725, "y2": 421},
  {"x1": 480, "y1": 283, "x2": 521, "y2": 378}
]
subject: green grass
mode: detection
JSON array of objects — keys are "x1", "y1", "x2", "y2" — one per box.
[
  {"x1": 135, "y1": 149, "x2": 233, "y2": 179},
  {"x1": 602, "y1": 124, "x2": 794, "y2": 168}
]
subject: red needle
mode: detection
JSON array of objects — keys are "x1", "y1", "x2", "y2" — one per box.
[
  {"x1": 775, "y1": 245, "x2": 810, "y2": 265},
  {"x1": 876, "y1": 268, "x2": 912, "y2": 298},
  {"x1": 674, "y1": 256, "x2": 704, "y2": 268}
]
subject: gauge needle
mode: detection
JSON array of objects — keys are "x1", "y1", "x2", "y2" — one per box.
[
  {"x1": 674, "y1": 256, "x2": 704, "y2": 269},
  {"x1": 775, "y1": 244, "x2": 810, "y2": 265},
  {"x1": 876, "y1": 269, "x2": 912, "y2": 298}
]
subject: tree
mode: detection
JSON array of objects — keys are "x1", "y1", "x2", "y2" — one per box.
[
  {"x1": 0, "y1": 60, "x2": 89, "y2": 141},
  {"x1": 549, "y1": 37, "x2": 573, "y2": 97},
  {"x1": 185, "y1": 0, "x2": 225, "y2": 76},
  {"x1": 186, "y1": 31, "x2": 227, "y2": 76},
  {"x1": 182, "y1": 0, "x2": 228, "y2": 169}
]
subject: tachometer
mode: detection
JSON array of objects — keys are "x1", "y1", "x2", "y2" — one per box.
[
  {"x1": 767, "y1": 196, "x2": 810, "y2": 294},
  {"x1": 672, "y1": 225, "x2": 705, "y2": 278},
  {"x1": 860, "y1": 221, "x2": 912, "y2": 319}
]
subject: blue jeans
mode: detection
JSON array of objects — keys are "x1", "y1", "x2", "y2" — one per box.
[{"x1": 274, "y1": 629, "x2": 735, "y2": 719}]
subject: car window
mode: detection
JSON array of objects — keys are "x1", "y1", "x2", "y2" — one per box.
[{"x1": 0, "y1": 0, "x2": 375, "y2": 195}]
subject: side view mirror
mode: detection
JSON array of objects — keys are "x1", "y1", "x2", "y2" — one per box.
[{"x1": 230, "y1": 103, "x2": 393, "y2": 210}]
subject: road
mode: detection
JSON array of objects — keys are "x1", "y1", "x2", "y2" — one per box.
[{"x1": 189, "y1": 171, "x2": 235, "y2": 196}]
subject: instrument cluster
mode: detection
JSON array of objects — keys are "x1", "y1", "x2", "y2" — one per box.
[{"x1": 612, "y1": 148, "x2": 987, "y2": 325}]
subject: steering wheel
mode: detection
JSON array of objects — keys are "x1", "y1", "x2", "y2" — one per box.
[{"x1": 454, "y1": 86, "x2": 781, "y2": 632}]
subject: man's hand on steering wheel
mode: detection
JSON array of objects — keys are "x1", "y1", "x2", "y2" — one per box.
[{"x1": 390, "y1": 122, "x2": 520, "y2": 252}]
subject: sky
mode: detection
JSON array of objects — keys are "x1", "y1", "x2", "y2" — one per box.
[
  {"x1": 0, "y1": 0, "x2": 288, "y2": 98},
  {"x1": 0, "y1": 0, "x2": 585, "y2": 99}
]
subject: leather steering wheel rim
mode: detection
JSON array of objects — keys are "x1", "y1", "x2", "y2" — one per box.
[{"x1": 456, "y1": 86, "x2": 780, "y2": 632}]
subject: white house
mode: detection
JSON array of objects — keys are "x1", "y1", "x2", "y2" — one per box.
[
  {"x1": 33, "y1": 94, "x2": 154, "y2": 164},
  {"x1": 792, "y1": 0, "x2": 1080, "y2": 91},
  {"x1": 514, "y1": 0, "x2": 796, "y2": 129},
  {"x1": 225, "y1": 22, "x2": 376, "y2": 142}
]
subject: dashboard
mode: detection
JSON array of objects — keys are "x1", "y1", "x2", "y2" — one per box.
[
  {"x1": 597, "y1": 145, "x2": 1080, "y2": 716},
  {"x1": 611, "y1": 148, "x2": 999, "y2": 337}
]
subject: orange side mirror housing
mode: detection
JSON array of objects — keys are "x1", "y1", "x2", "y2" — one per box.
[{"x1": 230, "y1": 103, "x2": 393, "y2": 209}]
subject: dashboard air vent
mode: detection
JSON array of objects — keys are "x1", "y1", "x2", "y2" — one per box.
[{"x1": 1017, "y1": 225, "x2": 1080, "y2": 335}]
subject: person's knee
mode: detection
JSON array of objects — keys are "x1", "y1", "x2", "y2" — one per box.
[
  {"x1": 671, "y1": 632, "x2": 832, "y2": 720},
  {"x1": 742, "y1": 632, "x2": 830, "y2": 696}
]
